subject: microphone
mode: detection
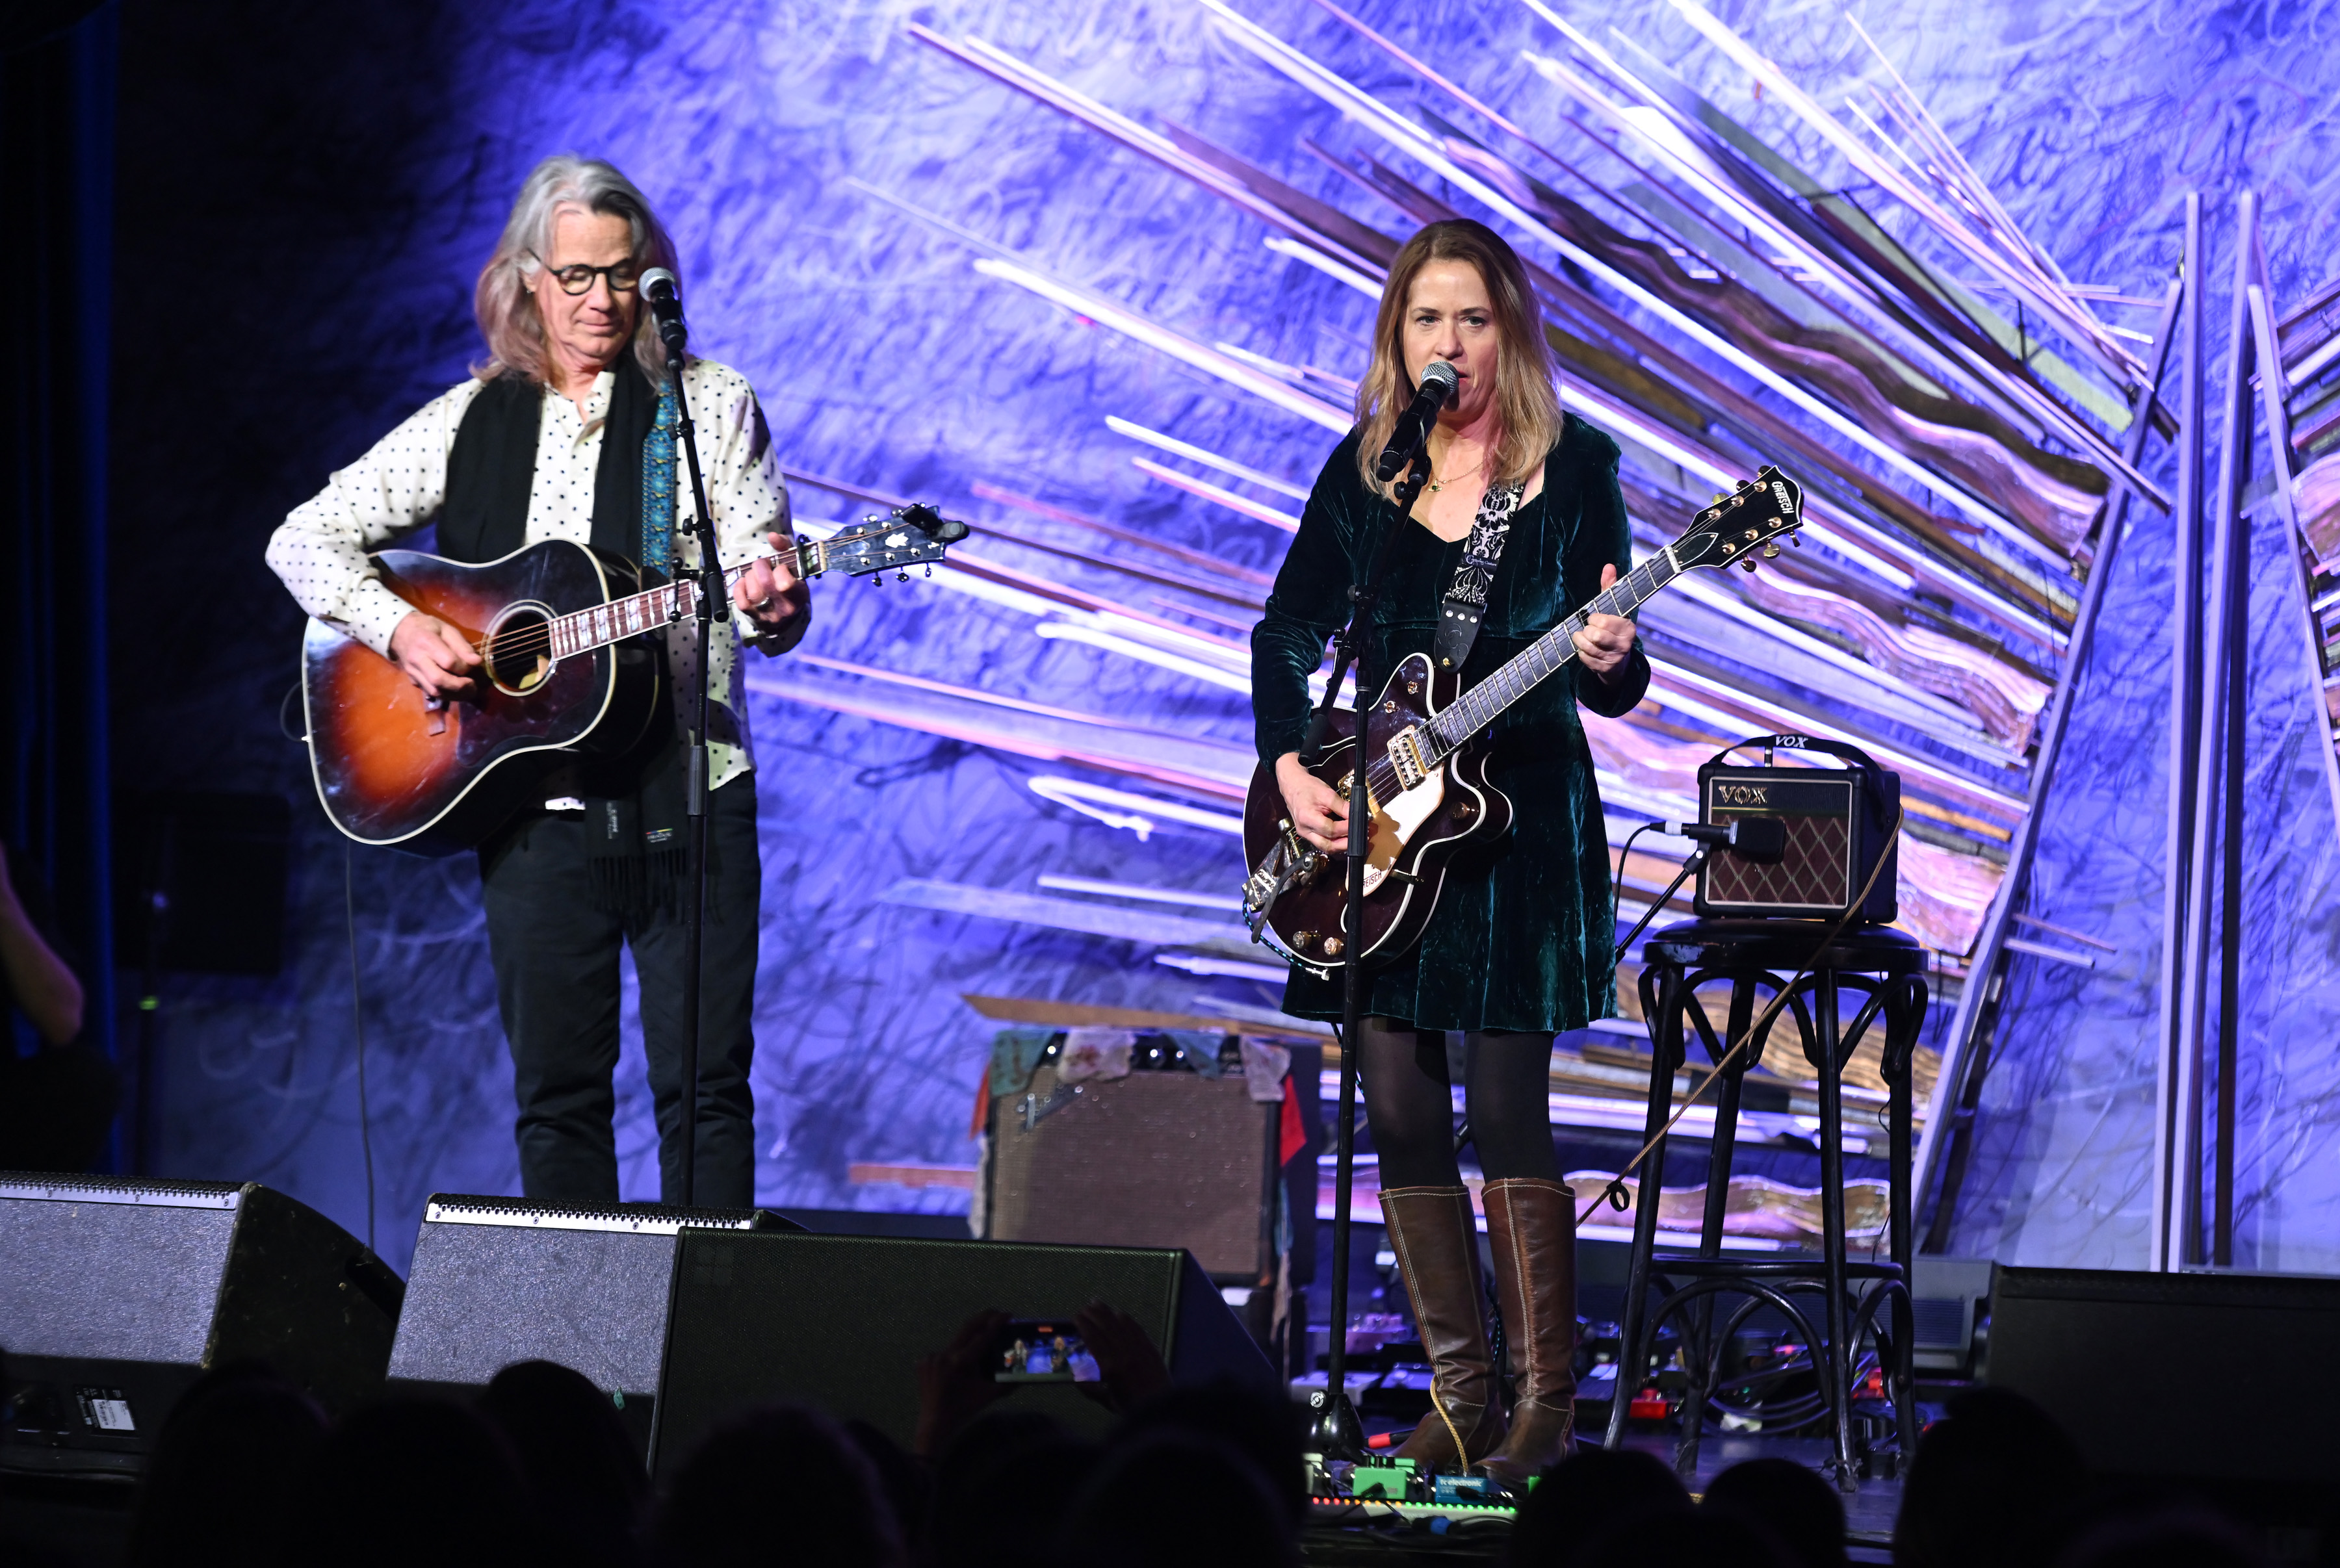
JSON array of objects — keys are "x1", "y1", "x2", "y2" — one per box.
[
  {"x1": 1373, "y1": 359, "x2": 1459, "y2": 483},
  {"x1": 639, "y1": 267, "x2": 686, "y2": 357},
  {"x1": 1659, "y1": 818, "x2": 1788, "y2": 863}
]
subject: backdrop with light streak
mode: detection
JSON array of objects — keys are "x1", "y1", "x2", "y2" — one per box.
[{"x1": 114, "y1": 0, "x2": 2340, "y2": 1273}]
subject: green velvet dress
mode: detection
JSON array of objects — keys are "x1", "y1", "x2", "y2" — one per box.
[{"x1": 1251, "y1": 416, "x2": 1652, "y2": 1035}]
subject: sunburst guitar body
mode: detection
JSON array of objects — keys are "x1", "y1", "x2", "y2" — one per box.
[{"x1": 300, "y1": 504, "x2": 970, "y2": 855}]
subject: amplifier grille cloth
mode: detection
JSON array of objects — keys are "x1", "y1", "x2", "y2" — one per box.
[
  {"x1": 1707, "y1": 811, "x2": 1850, "y2": 910},
  {"x1": 989, "y1": 1066, "x2": 1271, "y2": 1276}
]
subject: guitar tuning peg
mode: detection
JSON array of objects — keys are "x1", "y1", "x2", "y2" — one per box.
[
  {"x1": 924, "y1": 565, "x2": 933, "y2": 576},
  {"x1": 1763, "y1": 541, "x2": 1780, "y2": 559},
  {"x1": 1740, "y1": 559, "x2": 1759, "y2": 573},
  {"x1": 1790, "y1": 533, "x2": 1800, "y2": 546},
  {"x1": 896, "y1": 570, "x2": 909, "y2": 582}
]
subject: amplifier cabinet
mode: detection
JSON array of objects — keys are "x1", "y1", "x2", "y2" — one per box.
[
  {"x1": 1696, "y1": 761, "x2": 1899, "y2": 923},
  {"x1": 985, "y1": 1066, "x2": 1278, "y2": 1283}
]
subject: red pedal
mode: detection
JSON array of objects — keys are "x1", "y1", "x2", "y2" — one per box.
[{"x1": 1629, "y1": 1388, "x2": 1671, "y2": 1420}]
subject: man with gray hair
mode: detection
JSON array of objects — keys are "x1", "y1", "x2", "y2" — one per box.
[{"x1": 267, "y1": 154, "x2": 807, "y2": 1209}]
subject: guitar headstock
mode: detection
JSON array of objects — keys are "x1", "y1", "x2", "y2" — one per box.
[
  {"x1": 1670, "y1": 466, "x2": 1804, "y2": 574},
  {"x1": 803, "y1": 503, "x2": 973, "y2": 579}
]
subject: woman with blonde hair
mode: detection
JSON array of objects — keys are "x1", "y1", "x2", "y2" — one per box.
[{"x1": 1253, "y1": 219, "x2": 1646, "y2": 1484}]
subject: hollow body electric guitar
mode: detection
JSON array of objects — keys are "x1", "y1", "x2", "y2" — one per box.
[
  {"x1": 302, "y1": 504, "x2": 969, "y2": 855},
  {"x1": 1241, "y1": 467, "x2": 1804, "y2": 974}
]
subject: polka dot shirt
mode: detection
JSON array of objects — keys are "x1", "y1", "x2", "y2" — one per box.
[{"x1": 266, "y1": 356, "x2": 792, "y2": 790}]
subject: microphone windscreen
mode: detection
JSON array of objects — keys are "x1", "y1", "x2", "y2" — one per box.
[
  {"x1": 1727, "y1": 817, "x2": 1788, "y2": 864},
  {"x1": 638, "y1": 266, "x2": 681, "y2": 303},
  {"x1": 1418, "y1": 359, "x2": 1459, "y2": 398}
]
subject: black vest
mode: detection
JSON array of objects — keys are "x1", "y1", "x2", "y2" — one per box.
[
  {"x1": 441, "y1": 355, "x2": 660, "y2": 567},
  {"x1": 445, "y1": 358, "x2": 686, "y2": 912}
]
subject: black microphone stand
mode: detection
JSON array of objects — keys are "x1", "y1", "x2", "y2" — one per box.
[
  {"x1": 658, "y1": 315, "x2": 722, "y2": 1211},
  {"x1": 1305, "y1": 450, "x2": 1434, "y2": 1464}
]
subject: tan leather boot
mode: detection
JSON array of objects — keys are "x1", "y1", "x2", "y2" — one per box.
[
  {"x1": 1380, "y1": 1185, "x2": 1506, "y2": 1469},
  {"x1": 1479, "y1": 1177, "x2": 1580, "y2": 1487}
]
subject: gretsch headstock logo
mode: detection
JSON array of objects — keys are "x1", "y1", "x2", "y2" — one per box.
[
  {"x1": 1769, "y1": 481, "x2": 1794, "y2": 516},
  {"x1": 1716, "y1": 784, "x2": 1769, "y2": 807}
]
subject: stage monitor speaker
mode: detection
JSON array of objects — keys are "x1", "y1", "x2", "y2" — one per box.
[
  {"x1": 1984, "y1": 1264, "x2": 2340, "y2": 1482},
  {"x1": 651, "y1": 1231, "x2": 1278, "y2": 1479},
  {"x1": 985, "y1": 1057, "x2": 1278, "y2": 1282},
  {"x1": 0, "y1": 1173, "x2": 401, "y2": 1478},
  {"x1": 387, "y1": 1194, "x2": 795, "y2": 1453}
]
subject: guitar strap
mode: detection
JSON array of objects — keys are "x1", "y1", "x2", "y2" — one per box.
[{"x1": 1430, "y1": 478, "x2": 1527, "y2": 674}]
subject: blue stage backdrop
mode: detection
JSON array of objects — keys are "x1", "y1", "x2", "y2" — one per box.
[{"x1": 110, "y1": 0, "x2": 2340, "y2": 1273}]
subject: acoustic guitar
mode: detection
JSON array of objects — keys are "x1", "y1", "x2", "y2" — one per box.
[
  {"x1": 1240, "y1": 467, "x2": 1804, "y2": 973},
  {"x1": 302, "y1": 504, "x2": 969, "y2": 855}
]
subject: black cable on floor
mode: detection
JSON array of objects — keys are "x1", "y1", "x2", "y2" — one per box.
[{"x1": 344, "y1": 842, "x2": 376, "y2": 1253}]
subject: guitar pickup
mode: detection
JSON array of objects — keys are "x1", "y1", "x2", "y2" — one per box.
[{"x1": 1387, "y1": 727, "x2": 1431, "y2": 791}]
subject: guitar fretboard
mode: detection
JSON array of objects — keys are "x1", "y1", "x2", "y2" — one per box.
[
  {"x1": 1422, "y1": 547, "x2": 1680, "y2": 756},
  {"x1": 514, "y1": 548, "x2": 802, "y2": 665}
]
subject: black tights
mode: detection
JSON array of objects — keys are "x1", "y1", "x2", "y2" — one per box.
[{"x1": 1357, "y1": 1015, "x2": 1561, "y2": 1189}]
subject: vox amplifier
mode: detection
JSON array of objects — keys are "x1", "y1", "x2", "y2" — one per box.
[{"x1": 1695, "y1": 734, "x2": 1899, "y2": 923}]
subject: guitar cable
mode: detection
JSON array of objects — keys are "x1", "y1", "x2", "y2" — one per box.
[
  {"x1": 1577, "y1": 801, "x2": 1906, "y2": 1229},
  {"x1": 344, "y1": 843, "x2": 377, "y2": 1254}
]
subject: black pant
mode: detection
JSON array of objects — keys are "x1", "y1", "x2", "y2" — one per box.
[
  {"x1": 478, "y1": 777, "x2": 760, "y2": 1208},
  {"x1": 1358, "y1": 1015, "x2": 1561, "y2": 1189}
]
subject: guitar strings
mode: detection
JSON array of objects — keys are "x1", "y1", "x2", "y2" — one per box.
[{"x1": 460, "y1": 519, "x2": 909, "y2": 666}]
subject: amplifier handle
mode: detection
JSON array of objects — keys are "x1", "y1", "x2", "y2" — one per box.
[{"x1": 1709, "y1": 733, "x2": 1894, "y2": 814}]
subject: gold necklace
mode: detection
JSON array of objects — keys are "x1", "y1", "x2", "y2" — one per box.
[{"x1": 1427, "y1": 457, "x2": 1485, "y2": 495}]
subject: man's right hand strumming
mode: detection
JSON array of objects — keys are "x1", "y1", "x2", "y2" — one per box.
[
  {"x1": 1276, "y1": 751, "x2": 1351, "y2": 854},
  {"x1": 389, "y1": 611, "x2": 484, "y2": 700}
]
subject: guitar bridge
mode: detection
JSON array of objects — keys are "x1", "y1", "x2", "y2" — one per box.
[{"x1": 1387, "y1": 726, "x2": 1431, "y2": 791}]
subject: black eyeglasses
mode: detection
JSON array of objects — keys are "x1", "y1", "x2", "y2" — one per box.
[{"x1": 529, "y1": 253, "x2": 641, "y2": 296}]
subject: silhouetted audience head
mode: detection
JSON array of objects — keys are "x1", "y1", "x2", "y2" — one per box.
[
  {"x1": 2051, "y1": 1505, "x2": 2261, "y2": 1568},
  {"x1": 290, "y1": 1396, "x2": 530, "y2": 1568},
  {"x1": 656, "y1": 1403, "x2": 900, "y2": 1568},
  {"x1": 1895, "y1": 1387, "x2": 2087, "y2": 1568},
  {"x1": 1507, "y1": 1445, "x2": 1690, "y2": 1566},
  {"x1": 844, "y1": 1417, "x2": 931, "y2": 1561},
  {"x1": 1703, "y1": 1456, "x2": 1849, "y2": 1568},
  {"x1": 1056, "y1": 1427, "x2": 1296, "y2": 1568},
  {"x1": 1119, "y1": 1378, "x2": 1307, "y2": 1522},
  {"x1": 1578, "y1": 1508, "x2": 1797, "y2": 1568},
  {"x1": 480, "y1": 1359, "x2": 647, "y2": 1567},
  {"x1": 929, "y1": 1409, "x2": 1097, "y2": 1568},
  {"x1": 125, "y1": 1361, "x2": 323, "y2": 1568}
]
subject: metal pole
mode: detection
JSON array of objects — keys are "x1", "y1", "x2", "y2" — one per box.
[
  {"x1": 2148, "y1": 194, "x2": 2207, "y2": 1271},
  {"x1": 1914, "y1": 252, "x2": 2187, "y2": 1247},
  {"x1": 2167, "y1": 190, "x2": 2259, "y2": 1271},
  {"x1": 2246, "y1": 279, "x2": 2340, "y2": 836}
]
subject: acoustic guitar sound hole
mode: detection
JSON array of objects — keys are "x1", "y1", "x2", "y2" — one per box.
[{"x1": 482, "y1": 606, "x2": 556, "y2": 696}]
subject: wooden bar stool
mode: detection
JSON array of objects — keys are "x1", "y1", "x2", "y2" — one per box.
[{"x1": 1597, "y1": 918, "x2": 1928, "y2": 1491}]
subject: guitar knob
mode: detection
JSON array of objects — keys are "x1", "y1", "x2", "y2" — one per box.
[
  {"x1": 1295, "y1": 931, "x2": 1317, "y2": 950},
  {"x1": 1321, "y1": 936, "x2": 1344, "y2": 957}
]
